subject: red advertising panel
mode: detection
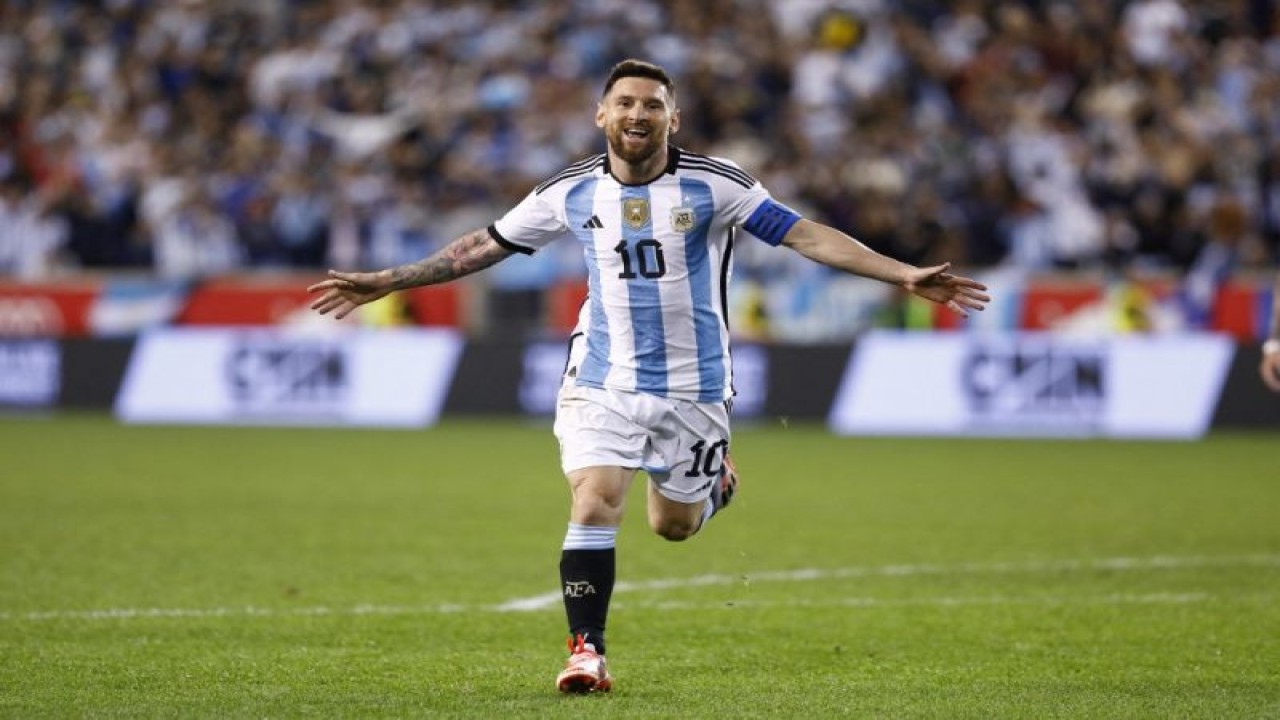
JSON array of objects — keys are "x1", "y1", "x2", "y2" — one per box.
[
  {"x1": 177, "y1": 276, "x2": 462, "y2": 328},
  {"x1": 177, "y1": 277, "x2": 322, "y2": 326},
  {"x1": 404, "y1": 285, "x2": 463, "y2": 327},
  {"x1": 1210, "y1": 282, "x2": 1257, "y2": 341},
  {"x1": 548, "y1": 280, "x2": 589, "y2": 333},
  {"x1": 0, "y1": 280, "x2": 100, "y2": 337},
  {"x1": 1018, "y1": 280, "x2": 1102, "y2": 330}
]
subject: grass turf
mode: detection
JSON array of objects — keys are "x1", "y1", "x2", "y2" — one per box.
[{"x1": 1, "y1": 415, "x2": 1277, "y2": 718}]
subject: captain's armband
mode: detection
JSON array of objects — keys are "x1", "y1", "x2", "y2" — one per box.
[{"x1": 742, "y1": 200, "x2": 802, "y2": 246}]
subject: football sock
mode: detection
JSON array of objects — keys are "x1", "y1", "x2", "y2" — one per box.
[
  {"x1": 700, "y1": 497, "x2": 715, "y2": 526},
  {"x1": 560, "y1": 523, "x2": 617, "y2": 656}
]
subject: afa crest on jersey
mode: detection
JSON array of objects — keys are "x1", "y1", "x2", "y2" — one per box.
[
  {"x1": 670, "y1": 207, "x2": 695, "y2": 233},
  {"x1": 623, "y1": 198, "x2": 649, "y2": 229}
]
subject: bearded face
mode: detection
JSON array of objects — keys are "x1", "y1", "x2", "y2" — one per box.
[
  {"x1": 597, "y1": 77, "x2": 678, "y2": 167},
  {"x1": 606, "y1": 114, "x2": 664, "y2": 163}
]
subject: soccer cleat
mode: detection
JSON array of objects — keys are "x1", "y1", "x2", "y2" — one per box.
[
  {"x1": 709, "y1": 452, "x2": 739, "y2": 518},
  {"x1": 556, "y1": 634, "x2": 613, "y2": 694}
]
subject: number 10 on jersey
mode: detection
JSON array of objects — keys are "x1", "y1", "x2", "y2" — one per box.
[{"x1": 614, "y1": 239, "x2": 667, "y2": 279}]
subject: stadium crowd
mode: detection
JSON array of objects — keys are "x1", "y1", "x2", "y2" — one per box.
[{"x1": 0, "y1": 0, "x2": 1277, "y2": 293}]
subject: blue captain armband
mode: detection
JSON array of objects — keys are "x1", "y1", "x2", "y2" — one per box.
[{"x1": 742, "y1": 199, "x2": 802, "y2": 246}]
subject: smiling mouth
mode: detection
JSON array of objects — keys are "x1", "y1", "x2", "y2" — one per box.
[{"x1": 623, "y1": 127, "x2": 651, "y2": 139}]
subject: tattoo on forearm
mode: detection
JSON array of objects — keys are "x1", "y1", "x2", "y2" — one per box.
[{"x1": 389, "y1": 229, "x2": 512, "y2": 288}]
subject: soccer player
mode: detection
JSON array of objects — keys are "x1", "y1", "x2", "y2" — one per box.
[
  {"x1": 308, "y1": 59, "x2": 991, "y2": 693},
  {"x1": 1260, "y1": 273, "x2": 1280, "y2": 391}
]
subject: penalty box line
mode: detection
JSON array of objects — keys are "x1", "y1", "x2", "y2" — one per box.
[{"x1": 2, "y1": 553, "x2": 1276, "y2": 623}]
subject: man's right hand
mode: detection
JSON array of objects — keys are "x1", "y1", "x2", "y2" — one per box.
[
  {"x1": 1261, "y1": 342, "x2": 1280, "y2": 392},
  {"x1": 307, "y1": 269, "x2": 397, "y2": 319}
]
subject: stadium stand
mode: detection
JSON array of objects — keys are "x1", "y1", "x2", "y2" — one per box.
[{"x1": 0, "y1": 0, "x2": 1277, "y2": 339}]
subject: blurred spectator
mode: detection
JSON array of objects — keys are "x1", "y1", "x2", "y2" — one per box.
[
  {"x1": 1180, "y1": 195, "x2": 1253, "y2": 327},
  {"x1": 0, "y1": 176, "x2": 65, "y2": 279},
  {"x1": 152, "y1": 184, "x2": 242, "y2": 279},
  {"x1": 268, "y1": 169, "x2": 331, "y2": 267}
]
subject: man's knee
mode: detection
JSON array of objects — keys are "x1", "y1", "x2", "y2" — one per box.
[
  {"x1": 574, "y1": 494, "x2": 623, "y2": 526},
  {"x1": 651, "y1": 517, "x2": 698, "y2": 542},
  {"x1": 567, "y1": 468, "x2": 631, "y2": 525}
]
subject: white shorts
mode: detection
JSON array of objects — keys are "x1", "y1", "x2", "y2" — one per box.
[{"x1": 553, "y1": 382, "x2": 732, "y2": 505}]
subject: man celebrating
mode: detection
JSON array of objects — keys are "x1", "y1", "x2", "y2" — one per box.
[{"x1": 308, "y1": 59, "x2": 990, "y2": 693}]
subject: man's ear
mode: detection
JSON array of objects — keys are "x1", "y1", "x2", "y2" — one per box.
[
  {"x1": 595, "y1": 102, "x2": 606, "y2": 129},
  {"x1": 668, "y1": 107, "x2": 680, "y2": 136}
]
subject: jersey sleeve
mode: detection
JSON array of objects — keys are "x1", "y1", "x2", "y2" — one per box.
[
  {"x1": 718, "y1": 170, "x2": 803, "y2": 247},
  {"x1": 488, "y1": 190, "x2": 567, "y2": 255}
]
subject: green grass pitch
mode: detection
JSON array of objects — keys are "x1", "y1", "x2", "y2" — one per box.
[{"x1": 1, "y1": 414, "x2": 1278, "y2": 718}]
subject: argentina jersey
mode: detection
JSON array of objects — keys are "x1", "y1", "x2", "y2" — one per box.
[{"x1": 489, "y1": 147, "x2": 802, "y2": 402}]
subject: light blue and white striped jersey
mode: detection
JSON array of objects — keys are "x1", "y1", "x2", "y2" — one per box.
[{"x1": 489, "y1": 147, "x2": 801, "y2": 403}]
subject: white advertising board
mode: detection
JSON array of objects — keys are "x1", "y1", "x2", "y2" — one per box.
[
  {"x1": 115, "y1": 328, "x2": 463, "y2": 427},
  {"x1": 829, "y1": 331, "x2": 1234, "y2": 439},
  {"x1": 0, "y1": 340, "x2": 60, "y2": 407}
]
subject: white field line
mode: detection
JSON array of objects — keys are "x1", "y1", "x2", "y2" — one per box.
[
  {"x1": 618, "y1": 592, "x2": 1215, "y2": 611},
  {"x1": 2, "y1": 554, "x2": 1276, "y2": 623},
  {"x1": 496, "y1": 552, "x2": 1280, "y2": 612},
  {"x1": 0, "y1": 592, "x2": 1229, "y2": 624}
]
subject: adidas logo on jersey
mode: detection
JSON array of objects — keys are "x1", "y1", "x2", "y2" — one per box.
[{"x1": 581, "y1": 215, "x2": 604, "y2": 229}]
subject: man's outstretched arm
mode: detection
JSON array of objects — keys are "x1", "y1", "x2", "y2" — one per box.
[
  {"x1": 308, "y1": 227, "x2": 514, "y2": 319},
  {"x1": 781, "y1": 218, "x2": 991, "y2": 316}
]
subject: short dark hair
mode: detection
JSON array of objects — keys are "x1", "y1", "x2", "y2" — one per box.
[{"x1": 602, "y1": 59, "x2": 675, "y2": 102}]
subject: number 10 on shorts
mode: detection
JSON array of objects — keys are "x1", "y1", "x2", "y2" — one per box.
[{"x1": 685, "y1": 439, "x2": 727, "y2": 478}]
